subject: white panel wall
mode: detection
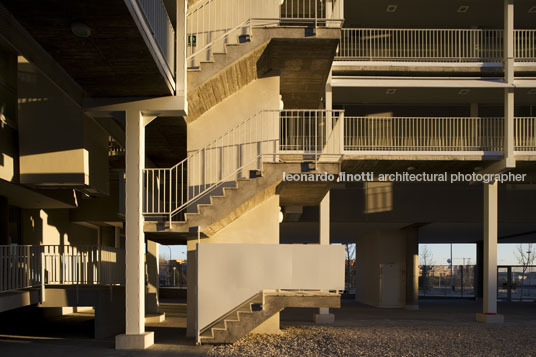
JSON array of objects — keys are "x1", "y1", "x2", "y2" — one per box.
[{"x1": 196, "y1": 243, "x2": 345, "y2": 332}]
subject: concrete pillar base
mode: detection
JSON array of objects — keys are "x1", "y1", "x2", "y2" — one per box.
[
  {"x1": 476, "y1": 313, "x2": 504, "y2": 323},
  {"x1": 145, "y1": 312, "x2": 166, "y2": 323},
  {"x1": 405, "y1": 305, "x2": 419, "y2": 311},
  {"x1": 314, "y1": 313, "x2": 335, "y2": 324},
  {"x1": 115, "y1": 332, "x2": 154, "y2": 350}
]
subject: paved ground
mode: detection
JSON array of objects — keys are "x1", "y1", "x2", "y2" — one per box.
[{"x1": 0, "y1": 299, "x2": 535, "y2": 356}]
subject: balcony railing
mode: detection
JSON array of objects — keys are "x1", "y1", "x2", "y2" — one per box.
[
  {"x1": 515, "y1": 117, "x2": 536, "y2": 151},
  {"x1": 344, "y1": 116, "x2": 536, "y2": 153},
  {"x1": 186, "y1": 0, "x2": 343, "y2": 67},
  {"x1": 135, "y1": 0, "x2": 176, "y2": 75},
  {"x1": 337, "y1": 28, "x2": 536, "y2": 62},
  {"x1": 0, "y1": 245, "x2": 125, "y2": 294},
  {"x1": 42, "y1": 245, "x2": 125, "y2": 286},
  {"x1": 0, "y1": 245, "x2": 41, "y2": 293}
]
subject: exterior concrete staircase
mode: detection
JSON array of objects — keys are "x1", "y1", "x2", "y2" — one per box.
[
  {"x1": 186, "y1": 27, "x2": 340, "y2": 123},
  {"x1": 199, "y1": 290, "x2": 341, "y2": 344},
  {"x1": 144, "y1": 162, "x2": 340, "y2": 238}
]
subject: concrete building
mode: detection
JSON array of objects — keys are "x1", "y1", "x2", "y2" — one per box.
[{"x1": 0, "y1": 0, "x2": 535, "y2": 350}]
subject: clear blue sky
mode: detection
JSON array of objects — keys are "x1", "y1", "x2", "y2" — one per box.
[{"x1": 158, "y1": 243, "x2": 529, "y2": 265}]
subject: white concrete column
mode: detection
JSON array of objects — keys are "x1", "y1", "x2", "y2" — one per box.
[
  {"x1": 116, "y1": 111, "x2": 154, "y2": 349},
  {"x1": 315, "y1": 191, "x2": 335, "y2": 324},
  {"x1": 146, "y1": 240, "x2": 161, "y2": 316},
  {"x1": 405, "y1": 228, "x2": 419, "y2": 310},
  {"x1": 503, "y1": 0, "x2": 516, "y2": 168},
  {"x1": 504, "y1": 88, "x2": 515, "y2": 164},
  {"x1": 325, "y1": 70, "x2": 333, "y2": 139},
  {"x1": 504, "y1": 0, "x2": 514, "y2": 84},
  {"x1": 476, "y1": 182, "x2": 503, "y2": 323}
]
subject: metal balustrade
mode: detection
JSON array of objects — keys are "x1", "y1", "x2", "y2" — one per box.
[
  {"x1": 0, "y1": 245, "x2": 41, "y2": 293},
  {"x1": 136, "y1": 0, "x2": 176, "y2": 73},
  {"x1": 42, "y1": 245, "x2": 125, "y2": 286},
  {"x1": 337, "y1": 28, "x2": 536, "y2": 62},
  {"x1": 143, "y1": 109, "x2": 344, "y2": 221},
  {"x1": 516, "y1": 30, "x2": 536, "y2": 62},
  {"x1": 186, "y1": 0, "x2": 343, "y2": 67},
  {"x1": 143, "y1": 113, "x2": 535, "y2": 220},
  {"x1": 344, "y1": 117, "x2": 505, "y2": 152},
  {"x1": 0, "y1": 245, "x2": 125, "y2": 294},
  {"x1": 515, "y1": 117, "x2": 536, "y2": 151}
]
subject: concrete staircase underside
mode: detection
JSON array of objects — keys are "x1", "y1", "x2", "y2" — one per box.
[
  {"x1": 144, "y1": 162, "x2": 340, "y2": 243},
  {"x1": 187, "y1": 27, "x2": 340, "y2": 123},
  {"x1": 200, "y1": 290, "x2": 341, "y2": 344}
]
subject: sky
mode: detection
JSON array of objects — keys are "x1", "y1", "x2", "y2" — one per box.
[
  {"x1": 159, "y1": 243, "x2": 532, "y2": 266},
  {"x1": 419, "y1": 243, "x2": 531, "y2": 266}
]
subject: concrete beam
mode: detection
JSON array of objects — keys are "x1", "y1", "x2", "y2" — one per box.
[{"x1": 331, "y1": 76, "x2": 510, "y2": 88}]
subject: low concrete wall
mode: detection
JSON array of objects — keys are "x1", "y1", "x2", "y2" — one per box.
[{"x1": 196, "y1": 243, "x2": 345, "y2": 334}]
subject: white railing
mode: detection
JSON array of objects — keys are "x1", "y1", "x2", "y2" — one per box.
[
  {"x1": 0, "y1": 245, "x2": 125, "y2": 293},
  {"x1": 280, "y1": 109, "x2": 343, "y2": 155},
  {"x1": 515, "y1": 30, "x2": 536, "y2": 62},
  {"x1": 515, "y1": 117, "x2": 536, "y2": 151},
  {"x1": 143, "y1": 109, "x2": 344, "y2": 221},
  {"x1": 344, "y1": 117, "x2": 505, "y2": 152},
  {"x1": 0, "y1": 245, "x2": 41, "y2": 293},
  {"x1": 186, "y1": 0, "x2": 343, "y2": 67},
  {"x1": 337, "y1": 29, "x2": 536, "y2": 62},
  {"x1": 136, "y1": 0, "x2": 176, "y2": 73},
  {"x1": 42, "y1": 245, "x2": 125, "y2": 286}
]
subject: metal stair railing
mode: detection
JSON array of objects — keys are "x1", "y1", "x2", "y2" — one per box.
[
  {"x1": 143, "y1": 109, "x2": 345, "y2": 225},
  {"x1": 186, "y1": 0, "x2": 344, "y2": 67}
]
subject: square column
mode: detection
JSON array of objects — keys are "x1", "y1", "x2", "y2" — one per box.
[
  {"x1": 146, "y1": 240, "x2": 162, "y2": 318},
  {"x1": 405, "y1": 228, "x2": 419, "y2": 310},
  {"x1": 504, "y1": 0, "x2": 514, "y2": 84},
  {"x1": 503, "y1": 0, "x2": 516, "y2": 168},
  {"x1": 314, "y1": 191, "x2": 335, "y2": 324},
  {"x1": 116, "y1": 111, "x2": 154, "y2": 349},
  {"x1": 476, "y1": 182, "x2": 504, "y2": 323}
]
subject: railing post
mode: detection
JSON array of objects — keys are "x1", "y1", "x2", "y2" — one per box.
[
  {"x1": 40, "y1": 250, "x2": 45, "y2": 303},
  {"x1": 339, "y1": 112, "x2": 345, "y2": 154},
  {"x1": 169, "y1": 169, "x2": 173, "y2": 229}
]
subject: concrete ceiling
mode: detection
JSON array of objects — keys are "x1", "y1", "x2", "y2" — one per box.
[
  {"x1": 344, "y1": 0, "x2": 536, "y2": 29},
  {"x1": 145, "y1": 117, "x2": 187, "y2": 168},
  {"x1": 2, "y1": 0, "x2": 172, "y2": 97}
]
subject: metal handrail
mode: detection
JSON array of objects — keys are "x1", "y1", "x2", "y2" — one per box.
[
  {"x1": 343, "y1": 116, "x2": 536, "y2": 153},
  {"x1": 143, "y1": 109, "x2": 344, "y2": 221},
  {"x1": 337, "y1": 28, "x2": 536, "y2": 62},
  {"x1": 0, "y1": 245, "x2": 125, "y2": 293},
  {"x1": 186, "y1": 0, "x2": 344, "y2": 67},
  {"x1": 136, "y1": 0, "x2": 176, "y2": 73}
]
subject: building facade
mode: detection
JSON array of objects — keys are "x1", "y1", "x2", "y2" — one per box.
[{"x1": 0, "y1": 0, "x2": 535, "y2": 350}]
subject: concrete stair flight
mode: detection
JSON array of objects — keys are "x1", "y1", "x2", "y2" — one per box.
[
  {"x1": 143, "y1": 162, "x2": 340, "y2": 238},
  {"x1": 199, "y1": 290, "x2": 341, "y2": 344}
]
